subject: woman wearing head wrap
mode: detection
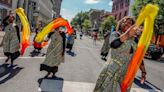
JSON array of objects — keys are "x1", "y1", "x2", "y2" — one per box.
[
  {"x1": 100, "y1": 31, "x2": 110, "y2": 61},
  {"x1": 1, "y1": 14, "x2": 20, "y2": 66},
  {"x1": 94, "y1": 17, "x2": 146, "y2": 92},
  {"x1": 40, "y1": 27, "x2": 66, "y2": 78}
]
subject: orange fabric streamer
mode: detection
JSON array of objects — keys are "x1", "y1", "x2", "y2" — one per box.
[
  {"x1": 16, "y1": 8, "x2": 31, "y2": 55},
  {"x1": 35, "y1": 18, "x2": 73, "y2": 43},
  {"x1": 33, "y1": 41, "x2": 48, "y2": 48}
]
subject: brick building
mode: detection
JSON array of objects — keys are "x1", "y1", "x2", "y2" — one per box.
[
  {"x1": 89, "y1": 9, "x2": 104, "y2": 29},
  {"x1": 112, "y1": 0, "x2": 130, "y2": 21}
]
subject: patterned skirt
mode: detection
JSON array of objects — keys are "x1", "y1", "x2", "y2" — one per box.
[
  {"x1": 94, "y1": 58, "x2": 130, "y2": 92},
  {"x1": 40, "y1": 64, "x2": 58, "y2": 73},
  {"x1": 4, "y1": 51, "x2": 20, "y2": 60}
]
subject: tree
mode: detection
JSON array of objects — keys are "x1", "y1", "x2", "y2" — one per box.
[
  {"x1": 71, "y1": 11, "x2": 89, "y2": 28},
  {"x1": 100, "y1": 16, "x2": 117, "y2": 34},
  {"x1": 82, "y1": 19, "x2": 92, "y2": 31},
  {"x1": 131, "y1": 0, "x2": 164, "y2": 44},
  {"x1": 131, "y1": 0, "x2": 164, "y2": 33}
]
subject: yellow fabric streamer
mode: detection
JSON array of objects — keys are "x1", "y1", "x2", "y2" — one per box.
[
  {"x1": 16, "y1": 8, "x2": 31, "y2": 55},
  {"x1": 35, "y1": 18, "x2": 73, "y2": 43}
]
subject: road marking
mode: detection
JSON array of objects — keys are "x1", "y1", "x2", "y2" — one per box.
[
  {"x1": 24, "y1": 45, "x2": 100, "y2": 50},
  {"x1": 0, "y1": 57, "x2": 45, "y2": 59},
  {"x1": 135, "y1": 77, "x2": 162, "y2": 91},
  {"x1": 74, "y1": 46, "x2": 100, "y2": 50},
  {"x1": 38, "y1": 80, "x2": 162, "y2": 92}
]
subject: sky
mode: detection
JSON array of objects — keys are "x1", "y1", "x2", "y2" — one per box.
[{"x1": 61, "y1": 0, "x2": 113, "y2": 22}]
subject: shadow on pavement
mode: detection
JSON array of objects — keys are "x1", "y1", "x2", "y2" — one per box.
[
  {"x1": 160, "y1": 57, "x2": 164, "y2": 62},
  {"x1": 134, "y1": 77, "x2": 161, "y2": 90},
  {"x1": 144, "y1": 56, "x2": 164, "y2": 63},
  {"x1": 29, "y1": 50, "x2": 46, "y2": 57},
  {"x1": 0, "y1": 64, "x2": 23, "y2": 84},
  {"x1": 38, "y1": 76, "x2": 64, "y2": 92}
]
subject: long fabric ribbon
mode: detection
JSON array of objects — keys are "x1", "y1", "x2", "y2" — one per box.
[
  {"x1": 16, "y1": 8, "x2": 31, "y2": 55},
  {"x1": 121, "y1": 4, "x2": 159, "y2": 92},
  {"x1": 35, "y1": 18, "x2": 73, "y2": 43}
]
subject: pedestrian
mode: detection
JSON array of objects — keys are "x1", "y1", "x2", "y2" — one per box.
[
  {"x1": 93, "y1": 29, "x2": 98, "y2": 45},
  {"x1": 100, "y1": 31, "x2": 110, "y2": 61},
  {"x1": 80, "y1": 27, "x2": 83, "y2": 39},
  {"x1": 80, "y1": 30, "x2": 83, "y2": 39},
  {"x1": 66, "y1": 26, "x2": 76, "y2": 52},
  {"x1": 0, "y1": 25, "x2": 2, "y2": 31},
  {"x1": 94, "y1": 17, "x2": 146, "y2": 92},
  {"x1": 0, "y1": 14, "x2": 20, "y2": 67},
  {"x1": 40, "y1": 27, "x2": 66, "y2": 78},
  {"x1": 33, "y1": 28, "x2": 42, "y2": 53}
]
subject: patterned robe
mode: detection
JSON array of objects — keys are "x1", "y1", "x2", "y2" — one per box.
[
  {"x1": 101, "y1": 32, "x2": 110, "y2": 56},
  {"x1": 3, "y1": 23, "x2": 20, "y2": 53},
  {"x1": 94, "y1": 32, "x2": 137, "y2": 92},
  {"x1": 42, "y1": 31, "x2": 64, "y2": 67}
]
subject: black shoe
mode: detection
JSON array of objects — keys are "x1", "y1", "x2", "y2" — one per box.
[
  {"x1": 101, "y1": 57, "x2": 107, "y2": 61},
  {"x1": 104, "y1": 58, "x2": 107, "y2": 61},
  {"x1": 44, "y1": 72, "x2": 50, "y2": 78}
]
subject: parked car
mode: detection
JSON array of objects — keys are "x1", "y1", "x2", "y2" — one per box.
[{"x1": 146, "y1": 44, "x2": 164, "y2": 60}]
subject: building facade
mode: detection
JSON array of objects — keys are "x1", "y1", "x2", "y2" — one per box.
[
  {"x1": 51, "y1": 0, "x2": 62, "y2": 18},
  {"x1": 112, "y1": 0, "x2": 130, "y2": 21},
  {"x1": 89, "y1": 9, "x2": 104, "y2": 29},
  {"x1": 0, "y1": 0, "x2": 12, "y2": 24},
  {"x1": 0, "y1": 0, "x2": 62, "y2": 30},
  {"x1": 101, "y1": 11, "x2": 113, "y2": 21},
  {"x1": 28, "y1": 0, "x2": 54, "y2": 29}
]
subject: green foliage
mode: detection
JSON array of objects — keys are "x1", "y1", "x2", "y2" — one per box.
[
  {"x1": 131, "y1": 0, "x2": 164, "y2": 33},
  {"x1": 71, "y1": 11, "x2": 89, "y2": 28},
  {"x1": 100, "y1": 16, "x2": 117, "y2": 33},
  {"x1": 82, "y1": 19, "x2": 92, "y2": 31}
]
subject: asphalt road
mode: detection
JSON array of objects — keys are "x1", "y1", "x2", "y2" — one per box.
[{"x1": 0, "y1": 32, "x2": 163, "y2": 92}]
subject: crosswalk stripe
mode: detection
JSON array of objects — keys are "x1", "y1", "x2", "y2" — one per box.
[
  {"x1": 0, "y1": 57, "x2": 45, "y2": 59},
  {"x1": 38, "y1": 79, "x2": 162, "y2": 92}
]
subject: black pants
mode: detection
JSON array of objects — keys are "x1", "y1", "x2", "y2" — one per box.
[
  {"x1": 4, "y1": 51, "x2": 20, "y2": 61},
  {"x1": 40, "y1": 64, "x2": 58, "y2": 74},
  {"x1": 66, "y1": 43, "x2": 73, "y2": 51}
]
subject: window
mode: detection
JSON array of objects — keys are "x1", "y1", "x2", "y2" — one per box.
[
  {"x1": 116, "y1": 4, "x2": 118, "y2": 11},
  {"x1": 125, "y1": 0, "x2": 129, "y2": 6},
  {"x1": 126, "y1": 0, "x2": 130, "y2": 6},
  {"x1": 112, "y1": 5, "x2": 115, "y2": 11},
  {"x1": 124, "y1": 10, "x2": 127, "y2": 16},
  {"x1": 119, "y1": 13, "x2": 121, "y2": 20},
  {"x1": 120, "y1": 2, "x2": 123, "y2": 9}
]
